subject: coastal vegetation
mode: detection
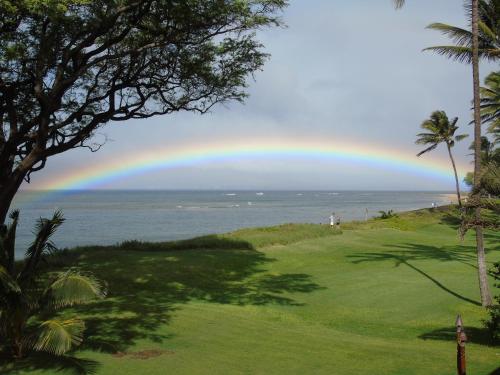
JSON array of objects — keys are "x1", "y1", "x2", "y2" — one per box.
[
  {"x1": 0, "y1": 208, "x2": 498, "y2": 374},
  {"x1": 376, "y1": 209, "x2": 398, "y2": 219}
]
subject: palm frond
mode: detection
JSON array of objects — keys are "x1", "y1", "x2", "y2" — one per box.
[
  {"x1": 393, "y1": 0, "x2": 405, "y2": 9},
  {"x1": 33, "y1": 318, "x2": 85, "y2": 355},
  {"x1": 47, "y1": 269, "x2": 106, "y2": 308},
  {"x1": 416, "y1": 143, "x2": 439, "y2": 157},
  {"x1": 480, "y1": 161, "x2": 500, "y2": 196},
  {"x1": 415, "y1": 134, "x2": 439, "y2": 145},
  {"x1": 479, "y1": 71, "x2": 500, "y2": 128},
  {"x1": 423, "y1": 45, "x2": 474, "y2": 63},
  {"x1": 455, "y1": 134, "x2": 469, "y2": 142},
  {"x1": 416, "y1": 110, "x2": 467, "y2": 156},
  {"x1": 26, "y1": 210, "x2": 65, "y2": 258},
  {"x1": 426, "y1": 23, "x2": 472, "y2": 46},
  {"x1": 18, "y1": 210, "x2": 65, "y2": 284},
  {"x1": 0, "y1": 265, "x2": 21, "y2": 295},
  {"x1": 478, "y1": 20, "x2": 497, "y2": 41},
  {"x1": 424, "y1": 2, "x2": 500, "y2": 64}
]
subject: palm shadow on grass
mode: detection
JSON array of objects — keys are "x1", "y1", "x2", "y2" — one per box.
[
  {"x1": 348, "y1": 242, "x2": 484, "y2": 306},
  {"x1": 419, "y1": 326, "x2": 498, "y2": 347},
  {"x1": 0, "y1": 353, "x2": 100, "y2": 375}
]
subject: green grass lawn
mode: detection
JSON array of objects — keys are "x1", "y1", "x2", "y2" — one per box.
[{"x1": 2, "y1": 208, "x2": 499, "y2": 374}]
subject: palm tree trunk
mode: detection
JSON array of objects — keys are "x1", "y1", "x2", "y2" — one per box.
[
  {"x1": 471, "y1": 0, "x2": 493, "y2": 307},
  {"x1": 446, "y1": 143, "x2": 462, "y2": 207}
]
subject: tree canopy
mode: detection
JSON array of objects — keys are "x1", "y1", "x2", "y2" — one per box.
[
  {"x1": 424, "y1": 0, "x2": 499, "y2": 63},
  {"x1": 0, "y1": 0, "x2": 287, "y2": 223}
]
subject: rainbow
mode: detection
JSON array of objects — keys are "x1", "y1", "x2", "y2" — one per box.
[{"x1": 29, "y1": 137, "x2": 469, "y2": 191}]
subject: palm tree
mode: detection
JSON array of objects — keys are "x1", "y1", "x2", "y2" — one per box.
[
  {"x1": 424, "y1": 0, "x2": 500, "y2": 63},
  {"x1": 0, "y1": 210, "x2": 106, "y2": 358},
  {"x1": 394, "y1": 0, "x2": 493, "y2": 306},
  {"x1": 471, "y1": 0, "x2": 492, "y2": 307},
  {"x1": 416, "y1": 111, "x2": 468, "y2": 207}
]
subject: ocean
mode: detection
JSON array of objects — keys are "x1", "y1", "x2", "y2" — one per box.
[{"x1": 11, "y1": 190, "x2": 456, "y2": 256}]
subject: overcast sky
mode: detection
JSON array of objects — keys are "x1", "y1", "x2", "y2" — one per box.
[{"x1": 28, "y1": 0, "x2": 498, "y2": 191}]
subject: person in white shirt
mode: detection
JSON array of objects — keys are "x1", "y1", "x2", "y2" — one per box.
[{"x1": 330, "y1": 212, "x2": 336, "y2": 227}]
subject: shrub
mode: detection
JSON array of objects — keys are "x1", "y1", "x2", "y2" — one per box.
[{"x1": 377, "y1": 210, "x2": 398, "y2": 219}]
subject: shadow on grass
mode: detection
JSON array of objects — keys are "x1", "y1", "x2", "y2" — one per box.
[
  {"x1": 0, "y1": 352, "x2": 100, "y2": 375},
  {"x1": 68, "y1": 236, "x2": 321, "y2": 348},
  {"x1": 439, "y1": 211, "x2": 463, "y2": 229},
  {"x1": 419, "y1": 326, "x2": 498, "y2": 347},
  {"x1": 348, "y1": 242, "x2": 484, "y2": 306},
  {"x1": 489, "y1": 367, "x2": 500, "y2": 375},
  {"x1": 484, "y1": 230, "x2": 500, "y2": 246},
  {"x1": 2, "y1": 235, "x2": 324, "y2": 373},
  {"x1": 440, "y1": 207, "x2": 500, "y2": 246}
]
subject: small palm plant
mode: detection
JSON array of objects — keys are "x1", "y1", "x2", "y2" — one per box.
[
  {"x1": 377, "y1": 210, "x2": 397, "y2": 219},
  {"x1": 0, "y1": 210, "x2": 106, "y2": 359},
  {"x1": 416, "y1": 111, "x2": 468, "y2": 207}
]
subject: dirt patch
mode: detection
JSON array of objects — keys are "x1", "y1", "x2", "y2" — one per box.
[{"x1": 112, "y1": 349, "x2": 174, "y2": 360}]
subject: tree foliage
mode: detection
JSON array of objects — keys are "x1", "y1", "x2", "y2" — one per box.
[
  {"x1": 424, "y1": 0, "x2": 500, "y2": 63},
  {"x1": 0, "y1": 0, "x2": 287, "y2": 223},
  {"x1": 415, "y1": 111, "x2": 468, "y2": 156},
  {"x1": 392, "y1": 0, "x2": 405, "y2": 9},
  {"x1": 480, "y1": 70, "x2": 500, "y2": 137},
  {"x1": 484, "y1": 261, "x2": 500, "y2": 343},
  {"x1": 0, "y1": 211, "x2": 106, "y2": 358},
  {"x1": 377, "y1": 210, "x2": 397, "y2": 219}
]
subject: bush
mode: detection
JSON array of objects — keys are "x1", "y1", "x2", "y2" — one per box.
[{"x1": 377, "y1": 210, "x2": 398, "y2": 219}]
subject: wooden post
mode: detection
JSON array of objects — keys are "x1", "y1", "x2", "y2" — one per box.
[{"x1": 456, "y1": 315, "x2": 467, "y2": 375}]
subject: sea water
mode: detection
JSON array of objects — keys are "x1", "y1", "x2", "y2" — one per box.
[{"x1": 11, "y1": 190, "x2": 456, "y2": 256}]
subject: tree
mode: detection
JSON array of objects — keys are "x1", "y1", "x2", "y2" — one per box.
[
  {"x1": 394, "y1": 0, "x2": 493, "y2": 305},
  {"x1": 0, "y1": 0, "x2": 287, "y2": 225},
  {"x1": 424, "y1": 0, "x2": 500, "y2": 63},
  {"x1": 416, "y1": 111, "x2": 468, "y2": 207},
  {"x1": 0, "y1": 210, "x2": 106, "y2": 358}
]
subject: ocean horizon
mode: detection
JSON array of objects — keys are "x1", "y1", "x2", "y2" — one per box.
[{"x1": 11, "y1": 189, "x2": 458, "y2": 256}]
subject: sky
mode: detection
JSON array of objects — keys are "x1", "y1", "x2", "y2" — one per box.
[{"x1": 27, "y1": 0, "x2": 498, "y2": 191}]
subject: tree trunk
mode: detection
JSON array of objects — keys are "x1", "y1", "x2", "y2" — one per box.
[
  {"x1": 446, "y1": 143, "x2": 462, "y2": 208},
  {"x1": 471, "y1": 0, "x2": 493, "y2": 307},
  {"x1": 0, "y1": 172, "x2": 26, "y2": 226}
]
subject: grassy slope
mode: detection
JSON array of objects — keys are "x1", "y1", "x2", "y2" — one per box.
[{"x1": 3, "y1": 208, "x2": 499, "y2": 374}]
